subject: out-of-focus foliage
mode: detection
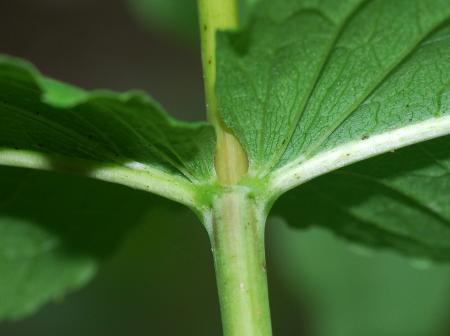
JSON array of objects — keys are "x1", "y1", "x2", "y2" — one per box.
[
  {"x1": 0, "y1": 201, "x2": 222, "y2": 335},
  {"x1": 128, "y1": 0, "x2": 199, "y2": 41},
  {"x1": 127, "y1": 0, "x2": 259, "y2": 41},
  {"x1": 270, "y1": 221, "x2": 450, "y2": 336},
  {"x1": 0, "y1": 167, "x2": 175, "y2": 320}
]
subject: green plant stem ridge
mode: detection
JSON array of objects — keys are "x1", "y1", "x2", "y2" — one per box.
[{"x1": 197, "y1": 0, "x2": 273, "y2": 335}]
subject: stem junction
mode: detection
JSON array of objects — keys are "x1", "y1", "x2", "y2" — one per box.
[{"x1": 197, "y1": 1, "x2": 273, "y2": 335}]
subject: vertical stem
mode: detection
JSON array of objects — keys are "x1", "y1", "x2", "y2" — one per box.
[
  {"x1": 210, "y1": 189, "x2": 273, "y2": 336},
  {"x1": 197, "y1": 1, "x2": 272, "y2": 335},
  {"x1": 197, "y1": 0, "x2": 248, "y2": 185}
]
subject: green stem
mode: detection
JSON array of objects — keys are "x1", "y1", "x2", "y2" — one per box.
[
  {"x1": 197, "y1": 0, "x2": 238, "y2": 126},
  {"x1": 208, "y1": 188, "x2": 273, "y2": 336},
  {"x1": 197, "y1": 0, "x2": 248, "y2": 185},
  {"x1": 197, "y1": 1, "x2": 272, "y2": 334}
]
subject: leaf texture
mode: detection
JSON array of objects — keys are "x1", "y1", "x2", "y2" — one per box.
[
  {"x1": 0, "y1": 55, "x2": 213, "y2": 319},
  {"x1": 216, "y1": 0, "x2": 450, "y2": 259},
  {"x1": 217, "y1": 0, "x2": 450, "y2": 175},
  {"x1": 0, "y1": 55, "x2": 216, "y2": 201},
  {"x1": 272, "y1": 135, "x2": 450, "y2": 260}
]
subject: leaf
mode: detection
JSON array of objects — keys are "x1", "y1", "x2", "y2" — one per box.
[
  {"x1": 216, "y1": 0, "x2": 450, "y2": 258},
  {"x1": 270, "y1": 223, "x2": 450, "y2": 336},
  {"x1": 0, "y1": 55, "x2": 216, "y2": 319},
  {"x1": 0, "y1": 166, "x2": 176, "y2": 320},
  {"x1": 273, "y1": 135, "x2": 450, "y2": 259},
  {"x1": 0, "y1": 54, "x2": 216, "y2": 208},
  {"x1": 217, "y1": 0, "x2": 450, "y2": 176}
]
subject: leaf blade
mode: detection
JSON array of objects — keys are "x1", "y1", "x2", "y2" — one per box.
[
  {"x1": 0, "y1": 54, "x2": 216, "y2": 207},
  {"x1": 216, "y1": 0, "x2": 450, "y2": 259},
  {"x1": 216, "y1": 0, "x2": 450, "y2": 174},
  {"x1": 272, "y1": 135, "x2": 450, "y2": 260}
]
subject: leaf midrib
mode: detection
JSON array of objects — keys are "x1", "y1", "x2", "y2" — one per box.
[{"x1": 0, "y1": 148, "x2": 198, "y2": 208}]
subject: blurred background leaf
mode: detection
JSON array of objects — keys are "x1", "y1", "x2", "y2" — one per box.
[
  {"x1": 128, "y1": 0, "x2": 199, "y2": 42},
  {"x1": 0, "y1": 189, "x2": 305, "y2": 336},
  {"x1": 0, "y1": 166, "x2": 178, "y2": 321},
  {"x1": 127, "y1": 0, "x2": 259, "y2": 42},
  {"x1": 269, "y1": 220, "x2": 450, "y2": 336}
]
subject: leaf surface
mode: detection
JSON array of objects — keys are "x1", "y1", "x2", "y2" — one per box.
[
  {"x1": 272, "y1": 135, "x2": 450, "y2": 259},
  {"x1": 0, "y1": 55, "x2": 216, "y2": 207},
  {"x1": 0, "y1": 55, "x2": 215, "y2": 319},
  {"x1": 216, "y1": 0, "x2": 450, "y2": 259},
  {"x1": 217, "y1": 0, "x2": 450, "y2": 175}
]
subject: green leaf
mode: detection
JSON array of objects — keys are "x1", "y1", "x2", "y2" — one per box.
[
  {"x1": 217, "y1": 0, "x2": 450, "y2": 175},
  {"x1": 0, "y1": 166, "x2": 175, "y2": 320},
  {"x1": 0, "y1": 55, "x2": 216, "y2": 208},
  {"x1": 0, "y1": 54, "x2": 218, "y2": 319},
  {"x1": 273, "y1": 135, "x2": 450, "y2": 259},
  {"x1": 216, "y1": 0, "x2": 450, "y2": 258}
]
